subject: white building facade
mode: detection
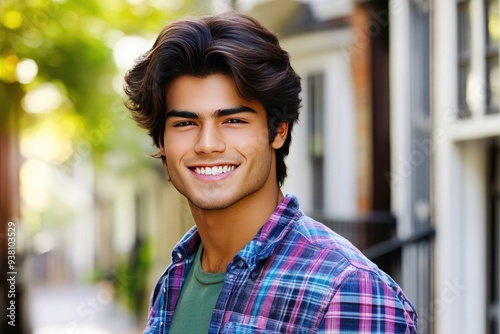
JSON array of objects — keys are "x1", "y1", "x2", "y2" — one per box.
[
  {"x1": 433, "y1": 0, "x2": 499, "y2": 333},
  {"x1": 392, "y1": 0, "x2": 499, "y2": 333}
]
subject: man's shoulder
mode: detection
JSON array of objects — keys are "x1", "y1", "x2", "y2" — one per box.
[
  {"x1": 282, "y1": 214, "x2": 379, "y2": 274},
  {"x1": 277, "y1": 214, "x2": 414, "y2": 309}
]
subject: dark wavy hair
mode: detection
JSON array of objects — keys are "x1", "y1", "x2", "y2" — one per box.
[{"x1": 124, "y1": 11, "x2": 301, "y2": 186}]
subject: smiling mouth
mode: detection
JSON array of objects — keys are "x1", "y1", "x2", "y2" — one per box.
[{"x1": 193, "y1": 165, "x2": 237, "y2": 176}]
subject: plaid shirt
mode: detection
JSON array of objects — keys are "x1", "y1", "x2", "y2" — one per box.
[{"x1": 144, "y1": 194, "x2": 418, "y2": 333}]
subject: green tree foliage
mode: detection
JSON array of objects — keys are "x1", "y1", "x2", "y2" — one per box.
[
  {"x1": 0, "y1": 0, "x2": 200, "y2": 322},
  {"x1": 0, "y1": 0, "x2": 196, "y2": 167}
]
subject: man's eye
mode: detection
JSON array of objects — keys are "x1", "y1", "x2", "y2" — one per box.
[
  {"x1": 224, "y1": 119, "x2": 247, "y2": 124},
  {"x1": 174, "y1": 121, "x2": 196, "y2": 127}
]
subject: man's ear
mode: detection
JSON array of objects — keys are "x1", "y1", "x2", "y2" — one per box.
[
  {"x1": 271, "y1": 122, "x2": 289, "y2": 149},
  {"x1": 159, "y1": 140, "x2": 166, "y2": 156}
]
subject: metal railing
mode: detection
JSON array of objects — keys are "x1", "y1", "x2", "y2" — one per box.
[
  {"x1": 313, "y1": 211, "x2": 397, "y2": 250},
  {"x1": 363, "y1": 225, "x2": 436, "y2": 260}
]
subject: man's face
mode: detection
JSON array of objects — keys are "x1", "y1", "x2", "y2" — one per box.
[{"x1": 161, "y1": 74, "x2": 284, "y2": 210}]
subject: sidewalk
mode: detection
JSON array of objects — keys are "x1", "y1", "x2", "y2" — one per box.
[{"x1": 29, "y1": 283, "x2": 142, "y2": 334}]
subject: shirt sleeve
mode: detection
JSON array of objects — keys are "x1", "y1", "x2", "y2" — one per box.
[{"x1": 317, "y1": 269, "x2": 418, "y2": 333}]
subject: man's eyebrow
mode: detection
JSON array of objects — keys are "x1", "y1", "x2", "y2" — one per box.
[
  {"x1": 215, "y1": 106, "x2": 257, "y2": 117},
  {"x1": 165, "y1": 106, "x2": 257, "y2": 119},
  {"x1": 165, "y1": 110, "x2": 199, "y2": 119}
]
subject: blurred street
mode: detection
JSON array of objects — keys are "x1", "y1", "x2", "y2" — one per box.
[{"x1": 29, "y1": 284, "x2": 142, "y2": 334}]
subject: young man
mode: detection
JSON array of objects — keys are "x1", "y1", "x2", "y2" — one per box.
[{"x1": 125, "y1": 11, "x2": 418, "y2": 334}]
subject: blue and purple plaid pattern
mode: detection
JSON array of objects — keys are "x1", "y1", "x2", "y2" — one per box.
[{"x1": 144, "y1": 194, "x2": 418, "y2": 333}]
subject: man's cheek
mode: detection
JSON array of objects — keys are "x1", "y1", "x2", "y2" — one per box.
[{"x1": 236, "y1": 128, "x2": 269, "y2": 153}]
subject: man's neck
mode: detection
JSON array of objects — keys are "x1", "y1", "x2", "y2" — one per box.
[{"x1": 189, "y1": 190, "x2": 284, "y2": 273}]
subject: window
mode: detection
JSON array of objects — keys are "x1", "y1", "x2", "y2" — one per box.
[
  {"x1": 458, "y1": 0, "x2": 472, "y2": 117},
  {"x1": 408, "y1": 2, "x2": 433, "y2": 333},
  {"x1": 488, "y1": 145, "x2": 500, "y2": 334},
  {"x1": 307, "y1": 72, "x2": 325, "y2": 212},
  {"x1": 486, "y1": 0, "x2": 500, "y2": 113},
  {"x1": 410, "y1": 0, "x2": 431, "y2": 229},
  {"x1": 457, "y1": 0, "x2": 499, "y2": 116}
]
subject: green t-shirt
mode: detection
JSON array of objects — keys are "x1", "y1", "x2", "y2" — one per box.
[{"x1": 169, "y1": 243, "x2": 226, "y2": 333}]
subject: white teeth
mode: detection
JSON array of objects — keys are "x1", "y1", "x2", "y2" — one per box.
[{"x1": 194, "y1": 165, "x2": 235, "y2": 176}]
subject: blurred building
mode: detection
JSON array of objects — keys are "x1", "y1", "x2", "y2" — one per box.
[
  {"x1": 237, "y1": 0, "x2": 496, "y2": 334},
  {"x1": 432, "y1": 0, "x2": 499, "y2": 333},
  {"x1": 235, "y1": 0, "x2": 499, "y2": 333},
  {"x1": 235, "y1": 0, "x2": 435, "y2": 328}
]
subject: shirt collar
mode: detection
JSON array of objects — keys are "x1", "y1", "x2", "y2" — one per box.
[
  {"x1": 171, "y1": 225, "x2": 200, "y2": 263},
  {"x1": 234, "y1": 193, "x2": 303, "y2": 271}
]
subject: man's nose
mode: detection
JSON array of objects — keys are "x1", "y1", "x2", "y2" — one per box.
[{"x1": 194, "y1": 123, "x2": 226, "y2": 154}]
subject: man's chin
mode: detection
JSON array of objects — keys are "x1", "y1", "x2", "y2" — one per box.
[{"x1": 188, "y1": 197, "x2": 236, "y2": 211}]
